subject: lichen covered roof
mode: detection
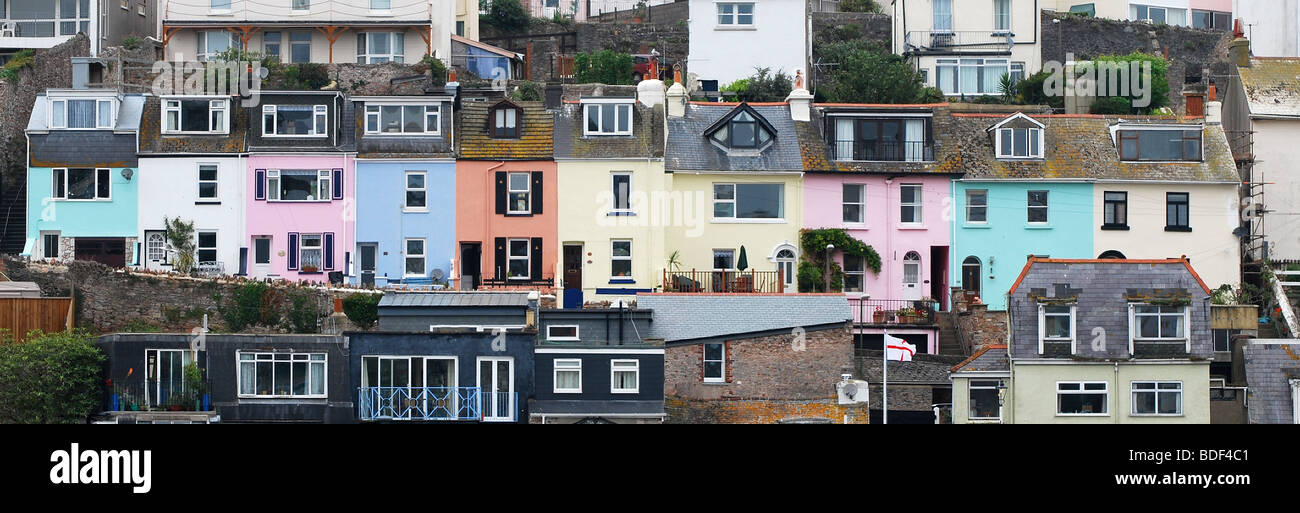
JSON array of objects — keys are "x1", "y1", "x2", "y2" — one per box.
[
  {"x1": 457, "y1": 100, "x2": 553, "y2": 160},
  {"x1": 552, "y1": 101, "x2": 664, "y2": 159},
  {"x1": 138, "y1": 95, "x2": 248, "y2": 155},
  {"x1": 1240, "y1": 58, "x2": 1300, "y2": 117}
]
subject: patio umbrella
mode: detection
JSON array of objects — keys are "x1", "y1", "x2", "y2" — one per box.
[{"x1": 737, "y1": 246, "x2": 749, "y2": 271}]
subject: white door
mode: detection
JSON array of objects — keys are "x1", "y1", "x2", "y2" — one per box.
[
  {"x1": 477, "y1": 357, "x2": 514, "y2": 421},
  {"x1": 144, "y1": 231, "x2": 169, "y2": 270},
  {"x1": 902, "y1": 251, "x2": 922, "y2": 301},
  {"x1": 775, "y1": 248, "x2": 796, "y2": 291},
  {"x1": 252, "y1": 236, "x2": 272, "y2": 278}
]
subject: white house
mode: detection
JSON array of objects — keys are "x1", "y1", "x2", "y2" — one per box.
[
  {"x1": 686, "y1": 0, "x2": 807, "y2": 89},
  {"x1": 1, "y1": 0, "x2": 156, "y2": 59},
  {"x1": 891, "y1": 0, "x2": 1041, "y2": 97},
  {"x1": 1233, "y1": 57, "x2": 1300, "y2": 261},
  {"x1": 1231, "y1": 0, "x2": 1300, "y2": 56}
]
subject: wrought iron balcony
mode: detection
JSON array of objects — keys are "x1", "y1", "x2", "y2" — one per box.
[
  {"x1": 108, "y1": 378, "x2": 213, "y2": 413},
  {"x1": 849, "y1": 298, "x2": 940, "y2": 326},
  {"x1": 831, "y1": 140, "x2": 934, "y2": 162},
  {"x1": 662, "y1": 269, "x2": 787, "y2": 294},
  {"x1": 904, "y1": 31, "x2": 1015, "y2": 54},
  {"x1": 358, "y1": 386, "x2": 484, "y2": 421}
]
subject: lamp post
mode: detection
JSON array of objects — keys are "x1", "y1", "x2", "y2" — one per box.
[{"x1": 825, "y1": 244, "x2": 835, "y2": 292}]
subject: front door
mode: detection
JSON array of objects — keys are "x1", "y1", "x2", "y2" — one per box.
[
  {"x1": 477, "y1": 357, "x2": 514, "y2": 421},
  {"x1": 252, "y1": 236, "x2": 272, "y2": 278},
  {"x1": 563, "y1": 244, "x2": 583, "y2": 308},
  {"x1": 358, "y1": 243, "x2": 377, "y2": 287},
  {"x1": 144, "y1": 231, "x2": 168, "y2": 270},
  {"x1": 902, "y1": 251, "x2": 922, "y2": 301},
  {"x1": 460, "y1": 243, "x2": 481, "y2": 290}
]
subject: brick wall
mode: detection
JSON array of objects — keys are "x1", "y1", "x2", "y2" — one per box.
[
  {"x1": 951, "y1": 289, "x2": 1009, "y2": 354},
  {"x1": 664, "y1": 325, "x2": 854, "y2": 401},
  {"x1": 665, "y1": 396, "x2": 869, "y2": 424}
]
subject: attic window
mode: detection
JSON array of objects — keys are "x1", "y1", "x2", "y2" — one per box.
[
  {"x1": 997, "y1": 127, "x2": 1042, "y2": 159},
  {"x1": 711, "y1": 110, "x2": 772, "y2": 149},
  {"x1": 164, "y1": 98, "x2": 229, "y2": 134},
  {"x1": 491, "y1": 103, "x2": 520, "y2": 138},
  {"x1": 1117, "y1": 129, "x2": 1202, "y2": 161},
  {"x1": 583, "y1": 100, "x2": 633, "y2": 136}
]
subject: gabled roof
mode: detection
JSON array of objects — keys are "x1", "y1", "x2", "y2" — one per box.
[
  {"x1": 1007, "y1": 257, "x2": 1213, "y2": 297},
  {"x1": 950, "y1": 344, "x2": 1009, "y2": 373},
  {"x1": 701, "y1": 102, "x2": 778, "y2": 142},
  {"x1": 665, "y1": 102, "x2": 805, "y2": 172},
  {"x1": 986, "y1": 112, "x2": 1044, "y2": 131},
  {"x1": 1239, "y1": 58, "x2": 1300, "y2": 118},
  {"x1": 635, "y1": 294, "x2": 851, "y2": 343}
]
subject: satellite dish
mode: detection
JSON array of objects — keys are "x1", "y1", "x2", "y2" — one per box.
[
  {"x1": 842, "y1": 383, "x2": 858, "y2": 398},
  {"x1": 431, "y1": 268, "x2": 445, "y2": 281},
  {"x1": 121, "y1": 168, "x2": 134, "y2": 180}
]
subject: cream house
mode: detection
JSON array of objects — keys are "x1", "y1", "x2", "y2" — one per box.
[{"x1": 891, "y1": 0, "x2": 1042, "y2": 97}]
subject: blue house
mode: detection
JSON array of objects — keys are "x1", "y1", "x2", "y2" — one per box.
[
  {"x1": 24, "y1": 89, "x2": 145, "y2": 266},
  {"x1": 349, "y1": 292, "x2": 539, "y2": 423},
  {"x1": 353, "y1": 94, "x2": 457, "y2": 288},
  {"x1": 532, "y1": 308, "x2": 666, "y2": 424}
]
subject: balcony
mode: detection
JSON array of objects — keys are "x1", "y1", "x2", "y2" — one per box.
[
  {"x1": 108, "y1": 378, "x2": 213, "y2": 413},
  {"x1": 832, "y1": 140, "x2": 934, "y2": 162},
  {"x1": 662, "y1": 269, "x2": 787, "y2": 294},
  {"x1": 849, "y1": 298, "x2": 940, "y2": 326},
  {"x1": 358, "y1": 386, "x2": 519, "y2": 421},
  {"x1": 479, "y1": 275, "x2": 555, "y2": 294},
  {"x1": 904, "y1": 31, "x2": 1014, "y2": 55}
]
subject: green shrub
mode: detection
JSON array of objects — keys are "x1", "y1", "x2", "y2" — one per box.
[
  {"x1": 819, "y1": 42, "x2": 933, "y2": 104},
  {"x1": 121, "y1": 35, "x2": 142, "y2": 50},
  {"x1": 726, "y1": 68, "x2": 792, "y2": 103},
  {"x1": 798, "y1": 229, "x2": 881, "y2": 293},
  {"x1": 285, "y1": 291, "x2": 319, "y2": 334},
  {"x1": 510, "y1": 80, "x2": 544, "y2": 101},
  {"x1": 124, "y1": 319, "x2": 162, "y2": 333},
  {"x1": 280, "y1": 63, "x2": 331, "y2": 90},
  {"x1": 0, "y1": 330, "x2": 105, "y2": 423},
  {"x1": 215, "y1": 282, "x2": 280, "y2": 332},
  {"x1": 343, "y1": 293, "x2": 381, "y2": 329},
  {"x1": 485, "y1": 0, "x2": 530, "y2": 33},
  {"x1": 1017, "y1": 70, "x2": 1065, "y2": 108},
  {"x1": 1093, "y1": 51, "x2": 1169, "y2": 114},
  {"x1": 840, "y1": 0, "x2": 882, "y2": 13},
  {"x1": 1090, "y1": 95, "x2": 1132, "y2": 114},
  {"x1": 164, "y1": 217, "x2": 196, "y2": 274},
  {"x1": 420, "y1": 55, "x2": 449, "y2": 86},
  {"x1": 574, "y1": 50, "x2": 634, "y2": 85}
]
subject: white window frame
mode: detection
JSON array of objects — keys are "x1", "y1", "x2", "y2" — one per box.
[
  {"x1": 237, "y1": 351, "x2": 328, "y2": 398},
  {"x1": 291, "y1": 0, "x2": 311, "y2": 12},
  {"x1": 163, "y1": 97, "x2": 230, "y2": 134},
  {"x1": 582, "y1": 101, "x2": 634, "y2": 136},
  {"x1": 197, "y1": 163, "x2": 220, "y2": 200},
  {"x1": 996, "y1": 127, "x2": 1042, "y2": 159},
  {"x1": 253, "y1": 236, "x2": 272, "y2": 265},
  {"x1": 196, "y1": 30, "x2": 239, "y2": 62},
  {"x1": 933, "y1": 0, "x2": 953, "y2": 31},
  {"x1": 611, "y1": 171, "x2": 632, "y2": 213},
  {"x1": 843, "y1": 255, "x2": 865, "y2": 293},
  {"x1": 1037, "y1": 304, "x2": 1077, "y2": 355},
  {"x1": 476, "y1": 356, "x2": 515, "y2": 422},
  {"x1": 703, "y1": 342, "x2": 726, "y2": 383},
  {"x1": 42, "y1": 231, "x2": 61, "y2": 260},
  {"x1": 546, "y1": 325, "x2": 580, "y2": 341},
  {"x1": 1027, "y1": 190, "x2": 1049, "y2": 224},
  {"x1": 711, "y1": 182, "x2": 784, "y2": 221},
  {"x1": 356, "y1": 31, "x2": 406, "y2": 64},
  {"x1": 1128, "y1": 303, "x2": 1191, "y2": 354},
  {"x1": 369, "y1": 0, "x2": 392, "y2": 14},
  {"x1": 404, "y1": 170, "x2": 427, "y2": 211},
  {"x1": 1131, "y1": 381, "x2": 1183, "y2": 416},
  {"x1": 934, "y1": 58, "x2": 1010, "y2": 96},
  {"x1": 966, "y1": 189, "x2": 988, "y2": 224},
  {"x1": 507, "y1": 172, "x2": 531, "y2": 214},
  {"x1": 969, "y1": 379, "x2": 1002, "y2": 421},
  {"x1": 611, "y1": 239, "x2": 632, "y2": 279},
  {"x1": 262, "y1": 104, "x2": 328, "y2": 138},
  {"x1": 553, "y1": 358, "x2": 582, "y2": 394},
  {"x1": 843, "y1": 183, "x2": 865, "y2": 224},
  {"x1": 900, "y1": 184, "x2": 923, "y2": 224},
  {"x1": 404, "y1": 238, "x2": 425, "y2": 277},
  {"x1": 611, "y1": 359, "x2": 640, "y2": 394},
  {"x1": 265, "y1": 169, "x2": 331, "y2": 202},
  {"x1": 507, "y1": 238, "x2": 530, "y2": 280},
  {"x1": 992, "y1": 0, "x2": 1010, "y2": 32},
  {"x1": 364, "y1": 103, "x2": 441, "y2": 135},
  {"x1": 299, "y1": 233, "x2": 323, "y2": 272},
  {"x1": 1057, "y1": 381, "x2": 1109, "y2": 416},
  {"x1": 716, "y1": 2, "x2": 755, "y2": 28},
  {"x1": 50, "y1": 98, "x2": 115, "y2": 130},
  {"x1": 51, "y1": 168, "x2": 111, "y2": 201},
  {"x1": 196, "y1": 230, "x2": 218, "y2": 264}
]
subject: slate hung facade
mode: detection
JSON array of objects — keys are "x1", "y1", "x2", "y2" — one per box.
[{"x1": 532, "y1": 308, "x2": 666, "y2": 423}]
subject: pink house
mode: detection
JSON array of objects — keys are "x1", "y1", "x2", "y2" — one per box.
[
  {"x1": 243, "y1": 92, "x2": 356, "y2": 283},
  {"x1": 801, "y1": 104, "x2": 958, "y2": 354}
]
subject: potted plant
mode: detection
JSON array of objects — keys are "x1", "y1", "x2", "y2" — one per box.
[
  {"x1": 183, "y1": 363, "x2": 208, "y2": 412},
  {"x1": 873, "y1": 306, "x2": 886, "y2": 323},
  {"x1": 896, "y1": 306, "x2": 919, "y2": 324},
  {"x1": 302, "y1": 264, "x2": 319, "y2": 273}
]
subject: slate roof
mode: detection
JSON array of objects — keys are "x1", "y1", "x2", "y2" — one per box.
[
  {"x1": 665, "y1": 102, "x2": 807, "y2": 172},
  {"x1": 801, "y1": 104, "x2": 966, "y2": 175},
  {"x1": 378, "y1": 291, "x2": 532, "y2": 308},
  {"x1": 949, "y1": 344, "x2": 1010, "y2": 373},
  {"x1": 857, "y1": 351, "x2": 967, "y2": 384},
  {"x1": 1242, "y1": 342, "x2": 1300, "y2": 424},
  {"x1": 457, "y1": 99, "x2": 553, "y2": 160},
  {"x1": 552, "y1": 100, "x2": 665, "y2": 159},
  {"x1": 949, "y1": 113, "x2": 1238, "y2": 182},
  {"x1": 352, "y1": 96, "x2": 456, "y2": 159},
  {"x1": 635, "y1": 294, "x2": 851, "y2": 343},
  {"x1": 1239, "y1": 58, "x2": 1300, "y2": 118},
  {"x1": 138, "y1": 95, "x2": 249, "y2": 155},
  {"x1": 244, "y1": 91, "x2": 355, "y2": 153}
]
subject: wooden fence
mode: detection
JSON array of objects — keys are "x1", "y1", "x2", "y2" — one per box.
[{"x1": 0, "y1": 297, "x2": 74, "y2": 343}]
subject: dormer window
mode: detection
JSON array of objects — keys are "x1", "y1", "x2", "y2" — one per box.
[
  {"x1": 263, "y1": 104, "x2": 328, "y2": 137},
  {"x1": 705, "y1": 104, "x2": 775, "y2": 150},
  {"x1": 989, "y1": 113, "x2": 1044, "y2": 159},
  {"x1": 491, "y1": 103, "x2": 521, "y2": 138},
  {"x1": 831, "y1": 116, "x2": 931, "y2": 161},
  {"x1": 163, "y1": 97, "x2": 229, "y2": 134},
  {"x1": 1117, "y1": 128, "x2": 1202, "y2": 161},
  {"x1": 583, "y1": 100, "x2": 633, "y2": 136},
  {"x1": 364, "y1": 103, "x2": 440, "y2": 135},
  {"x1": 50, "y1": 98, "x2": 114, "y2": 129}
]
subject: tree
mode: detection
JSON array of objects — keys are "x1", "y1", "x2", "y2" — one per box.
[
  {"x1": 164, "y1": 216, "x2": 196, "y2": 274},
  {"x1": 1017, "y1": 70, "x2": 1065, "y2": 108},
  {"x1": 1091, "y1": 51, "x2": 1170, "y2": 114},
  {"x1": 840, "y1": 0, "x2": 882, "y2": 13},
  {"x1": 0, "y1": 330, "x2": 105, "y2": 424},
  {"x1": 819, "y1": 42, "x2": 934, "y2": 104},
  {"x1": 342, "y1": 293, "x2": 381, "y2": 330},
  {"x1": 724, "y1": 67, "x2": 793, "y2": 103},
  {"x1": 574, "y1": 50, "x2": 634, "y2": 85},
  {"x1": 485, "y1": 0, "x2": 529, "y2": 33}
]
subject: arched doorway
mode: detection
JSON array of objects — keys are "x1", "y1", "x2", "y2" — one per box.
[
  {"x1": 770, "y1": 244, "x2": 798, "y2": 291},
  {"x1": 902, "y1": 251, "x2": 922, "y2": 300},
  {"x1": 1098, "y1": 250, "x2": 1127, "y2": 259},
  {"x1": 962, "y1": 256, "x2": 981, "y2": 295}
]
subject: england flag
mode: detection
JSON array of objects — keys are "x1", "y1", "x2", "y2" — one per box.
[{"x1": 884, "y1": 333, "x2": 916, "y2": 362}]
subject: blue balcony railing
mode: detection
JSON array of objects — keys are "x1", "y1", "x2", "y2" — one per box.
[{"x1": 358, "y1": 386, "x2": 482, "y2": 421}]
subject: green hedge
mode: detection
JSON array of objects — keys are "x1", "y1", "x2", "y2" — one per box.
[{"x1": 0, "y1": 330, "x2": 105, "y2": 424}]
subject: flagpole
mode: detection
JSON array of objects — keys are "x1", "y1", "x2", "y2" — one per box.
[{"x1": 883, "y1": 329, "x2": 888, "y2": 425}]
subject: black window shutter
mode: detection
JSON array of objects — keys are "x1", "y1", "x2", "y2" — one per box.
[
  {"x1": 494, "y1": 237, "x2": 506, "y2": 280},
  {"x1": 255, "y1": 169, "x2": 265, "y2": 200},
  {"x1": 287, "y1": 232, "x2": 299, "y2": 270},
  {"x1": 495, "y1": 171, "x2": 507, "y2": 214},
  {"x1": 332, "y1": 168, "x2": 343, "y2": 200},
  {"x1": 531, "y1": 171, "x2": 543, "y2": 214},
  {"x1": 530, "y1": 237, "x2": 543, "y2": 282},
  {"x1": 324, "y1": 232, "x2": 335, "y2": 270},
  {"x1": 238, "y1": 247, "x2": 248, "y2": 275}
]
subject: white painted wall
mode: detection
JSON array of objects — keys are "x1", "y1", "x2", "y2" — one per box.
[
  {"x1": 1234, "y1": 0, "x2": 1300, "y2": 57},
  {"x1": 892, "y1": 0, "x2": 1043, "y2": 93},
  {"x1": 687, "y1": 0, "x2": 807, "y2": 86},
  {"x1": 136, "y1": 157, "x2": 247, "y2": 275},
  {"x1": 1253, "y1": 119, "x2": 1300, "y2": 260}
]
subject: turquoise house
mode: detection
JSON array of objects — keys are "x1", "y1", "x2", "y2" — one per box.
[{"x1": 24, "y1": 91, "x2": 144, "y2": 267}]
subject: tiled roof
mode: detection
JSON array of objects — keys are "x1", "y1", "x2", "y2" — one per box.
[
  {"x1": 1239, "y1": 58, "x2": 1300, "y2": 117},
  {"x1": 665, "y1": 103, "x2": 807, "y2": 172},
  {"x1": 1008, "y1": 258, "x2": 1212, "y2": 296},
  {"x1": 802, "y1": 105, "x2": 966, "y2": 175},
  {"x1": 378, "y1": 291, "x2": 532, "y2": 308},
  {"x1": 1243, "y1": 342, "x2": 1300, "y2": 424},
  {"x1": 635, "y1": 294, "x2": 851, "y2": 343},
  {"x1": 949, "y1": 113, "x2": 1237, "y2": 182},
  {"x1": 552, "y1": 101, "x2": 664, "y2": 159},
  {"x1": 457, "y1": 100, "x2": 553, "y2": 160},
  {"x1": 949, "y1": 344, "x2": 1009, "y2": 373},
  {"x1": 138, "y1": 95, "x2": 248, "y2": 155}
]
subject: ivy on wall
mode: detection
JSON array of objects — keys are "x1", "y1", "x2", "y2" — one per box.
[{"x1": 797, "y1": 228, "x2": 881, "y2": 293}]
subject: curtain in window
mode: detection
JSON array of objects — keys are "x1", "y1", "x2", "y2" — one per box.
[
  {"x1": 835, "y1": 119, "x2": 854, "y2": 160},
  {"x1": 933, "y1": 0, "x2": 952, "y2": 31},
  {"x1": 67, "y1": 100, "x2": 95, "y2": 128},
  {"x1": 1167, "y1": 8, "x2": 1187, "y2": 26},
  {"x1": 904, "y1": 119, "x2": 924, "y2": 161},
  {"x1": 960, "y1": 61, "x2": 979, "y2": 95}
]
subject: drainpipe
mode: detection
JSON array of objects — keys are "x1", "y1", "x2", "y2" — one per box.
[{"x1": 1114, "y1": 361, "x2": 1120, "y2": 424}]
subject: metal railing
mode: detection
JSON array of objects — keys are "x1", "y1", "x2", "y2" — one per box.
[
  {"x1": 904, "y1": 31, "x2": 1014, "y2": 53},
  {"x1": 0, "y1": 19, "x2": 84, "y2": 38},
  {"x1": 479, "y1": 391, "x2": 517, "y2": 422},
  {"x1": 849, "y1": 298, "x2": 940, "y2": 325},
  {"x1": 358, "y1": 386, "x2": 482, "y2": 421},
  {"x1": 832, "y1": 140, "x2": 934, "y2": 162},
  {"x1": 662, "y1": 269, "x2": 786, "y2": 293},
  {"x1": 109, "y1": 379, "x2": 212, "y2": 413}
]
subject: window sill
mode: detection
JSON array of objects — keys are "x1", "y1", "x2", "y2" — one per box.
[
  {"x1": 209, "y1": 9, "x2": 233, "y2": 16},
  {"x1": 1164, "y1": 226, "x2": 1192, "y2": 232},
  {"x1": 583, "y1": 133, "x2": 634, "y2": 137},
  {"x1": 403, "y1": 208, "x2": 429, "y2": 213},
  {"x1": 607, "y1": 211, "x2": 636, "y2": 217},
  {"x1": 262, "y1": 134, "x2": 328, "y2": 138},
  {"x1": 609, "y1": 278, "x2": 636, "y2": 284},
  {"x1": 195, "y1": 201, "x2": 221, "y2": 205},
  {"x1": 711, "y1": 218, "x2": 786, "y2": 224},
  {"x1": 554, "y1": 389, "x2": 582, "y2": 394},
  {"x1": 833, "y1": 159, "x2": 933, "y2": 164},
  {"x1": 611, "y1": 390, "x2": 639, "y2": 394},
  {"x1": 1100, "y1": 224, "x2": 1130, "y2": 231},
  {"x1": 701, "y1": 381, "x2": 729, "y2": 385},
  {"x1": 52, "y1": 199, "x2": 112, "y2": 202},
  {"x1": 962, "y1": 223, "x2": 991, "y2": 229},
  {"x1": 842, "y1": 222, "x2": 868, "y2": 230},
  {"x1": 268, "y1": 200, "x2": 332, "y2": 203},
  {"x1": 1024, "y1": 224, "x2": 1053, "y2": 230},
  {"x1": 715, "y1": 26, "x2": 757, "y2": 31},
  {"x1": 1129, "y1": 413, "x2": 1184, "y2": 417},
  {"x1": 896, "y1": 224, "x2": 927, "y2": 230},
  {"x1": 504, "y1": 212, "x2": 534, "y2": 217},
  {"x1": 297, "y1": 271, "x2": 323, "y2": 275},
  {"x1": 367, "y1": 10, "x2": 393, "y2": 17},
  {"x1": 1055, "y1": 413, "x2": 1110, "y2": 417},
  {"x1": 163, "y1": 131, "x2": 231, "y2": 136}
]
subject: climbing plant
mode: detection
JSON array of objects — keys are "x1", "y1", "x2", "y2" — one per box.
[{"x1": 798, "y1": 229, "x2": 881, "y2": 293}]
